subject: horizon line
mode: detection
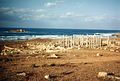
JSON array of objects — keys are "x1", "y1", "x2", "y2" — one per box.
[{"x1": 0, "y1": 26, "x2": 120, "y2": 31}]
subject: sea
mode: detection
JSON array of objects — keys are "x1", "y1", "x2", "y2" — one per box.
[{"x1": 0, "y1": 28, "x2": 120, "y2": 40}]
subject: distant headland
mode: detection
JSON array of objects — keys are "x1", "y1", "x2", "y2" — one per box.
[{"x1": 7, "y1": 29, "x2": 26, "y2": 33}]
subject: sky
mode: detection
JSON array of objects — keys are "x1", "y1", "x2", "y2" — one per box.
[{"x1": 0, "y1": 0, "x2": 120, "y2": 29}]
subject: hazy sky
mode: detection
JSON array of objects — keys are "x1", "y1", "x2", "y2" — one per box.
[{"x1": 0, "y1": 0, "x2": 120, "y2": 29}]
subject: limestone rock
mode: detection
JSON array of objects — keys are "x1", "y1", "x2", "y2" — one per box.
[
  {"x1": 97, "y1": 72, "x2": 108, "y2": 78},
  {"x1": 115, "y1": 76, "x2": 120, "y2": 80},
  {"x1": 17, "y1": 72, "x2": 26, "y2": 76},
  {"x1": 110, "y1": 49, "x2": 115, "y2": 52},
  {"x1": 96, "y1": 53, "x2": 103, "y2": 56},
  {"x1": 49, "y1": 54, "x2": 59, "y2": 59},
  {"x1": 44, "y1": 75, "x2": 50, "y2": 80},
  {"x1": 98, "y1": 72, "x2": 114, "y2": 78}
]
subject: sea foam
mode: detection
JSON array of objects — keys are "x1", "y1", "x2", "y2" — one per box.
[{"x1": 0, "y1": 33, "x2": 116, "y2": 41}]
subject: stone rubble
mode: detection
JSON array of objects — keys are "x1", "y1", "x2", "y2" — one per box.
[{"x1": 97, "y1": 72, "x2": 120, "y2": 80}]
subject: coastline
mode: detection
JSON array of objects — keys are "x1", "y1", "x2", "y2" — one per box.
[
  {"x1": 0, "y1": 28, "x2": 120, "y2": 41},
  {"x1": 0, "y1": 33, "x2": 119, "y2": 41}
]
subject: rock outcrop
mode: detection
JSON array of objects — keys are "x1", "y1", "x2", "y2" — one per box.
[{"x1": 8, "y1": 29, "x2": 26, "y2": 33}]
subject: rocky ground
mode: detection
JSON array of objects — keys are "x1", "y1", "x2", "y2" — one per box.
[{"x1": 0, "y1": 38, "x2": 120, "y2": 81}]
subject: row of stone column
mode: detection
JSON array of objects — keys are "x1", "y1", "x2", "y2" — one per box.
[{"x1": 59, "y1": 35, "x2": 103, "y2": 49}]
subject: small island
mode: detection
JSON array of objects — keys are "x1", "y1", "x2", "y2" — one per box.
[{"x1": 8, "y1": 29, "x2": 26, "y2": 33}]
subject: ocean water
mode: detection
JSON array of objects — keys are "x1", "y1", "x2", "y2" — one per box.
[{"x1": 0, "y1": 28, "x2": 120, "y2": 40}]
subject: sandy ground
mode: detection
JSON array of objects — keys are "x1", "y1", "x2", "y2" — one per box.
[{"x1": 0, "y1": 39, "x2": 120, "y2": 81}]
